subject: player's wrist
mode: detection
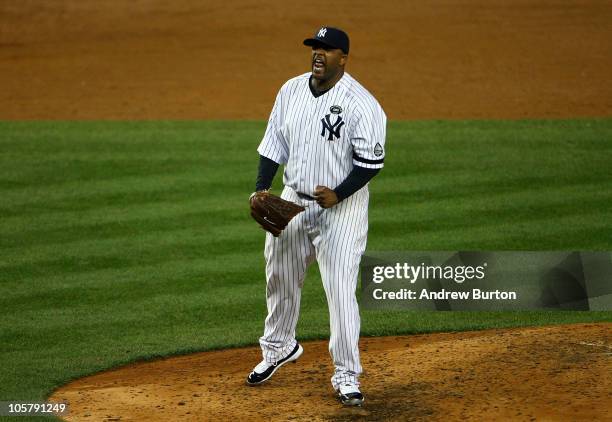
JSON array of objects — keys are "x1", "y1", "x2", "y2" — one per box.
[
  {"x1": 250, "y1": 190, "x2": 269, "y2": 201},
  {"x1": 332, "y1": 188, "x2": 344, "y2": 203}
]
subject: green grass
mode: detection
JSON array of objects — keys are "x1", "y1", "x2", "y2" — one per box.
[{"x1": 0, "y1": 120, "x2": 611, "y2": 420}]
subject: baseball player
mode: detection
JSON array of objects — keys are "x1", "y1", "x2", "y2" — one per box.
[{"x1": 246, "y1": 26, "x2": 386, "y2": 407}]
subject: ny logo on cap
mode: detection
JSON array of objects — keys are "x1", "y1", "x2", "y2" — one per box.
[{"x1": 317, "y1": 27, "x2": 327, "y2": 38}]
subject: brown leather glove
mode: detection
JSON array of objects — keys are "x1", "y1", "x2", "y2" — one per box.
[{"x1": 249, "y1": 191, "x2": 305, "y2": 237}]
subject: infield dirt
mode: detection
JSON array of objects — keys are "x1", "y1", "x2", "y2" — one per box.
[
  {"x1": 1, "y1": 0, "x2": 611, "y2": 120},
  {"x1": 51, "y1": 323, "x2": 611, "y2": 421}
]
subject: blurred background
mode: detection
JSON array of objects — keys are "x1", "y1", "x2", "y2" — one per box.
[{"x1": 1, "y1": 0, "x2": 611, "y2": 120}]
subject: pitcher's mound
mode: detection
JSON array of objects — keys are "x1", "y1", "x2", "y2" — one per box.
[{"x1": 50, "y1": 323, "x2": 611, "y2": 421}]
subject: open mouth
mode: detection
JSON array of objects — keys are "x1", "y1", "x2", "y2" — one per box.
[{"x1": 313, "y1": 57, "x2": 325, "y2": 71}]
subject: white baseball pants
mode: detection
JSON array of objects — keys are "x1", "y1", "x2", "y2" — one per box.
[{"x1": 259, "y1": 185, "x2": 369, "y2": 389}]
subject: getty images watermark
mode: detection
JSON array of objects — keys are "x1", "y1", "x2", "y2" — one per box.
[
  {"x1": 370, "y1": 261, "x2": 516, "y2": 301},
  {"x1": 360, "y1": 252, "x2": 612, "y2": 311}
]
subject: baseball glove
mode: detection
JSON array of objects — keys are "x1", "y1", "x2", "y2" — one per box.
[{"x1": 249, "y1": 191, "x2": 305, "y2": 237}]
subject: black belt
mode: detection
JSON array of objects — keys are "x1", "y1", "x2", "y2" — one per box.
[{"x1": 297, "y1": 192, "x2": 315, "y2": 201}]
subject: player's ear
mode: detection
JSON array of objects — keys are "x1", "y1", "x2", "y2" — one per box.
[{"x1": 340, "y1": 54, "x2": 348, "y2": 66}]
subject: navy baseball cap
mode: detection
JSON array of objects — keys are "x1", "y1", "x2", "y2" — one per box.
[{"x1": 303, "y1": 26, "x2": 350, "y2": 54}]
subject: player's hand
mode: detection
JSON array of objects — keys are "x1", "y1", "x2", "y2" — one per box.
[{"x1": 314, "y1": 185, "x2": 338, "y2": 208}]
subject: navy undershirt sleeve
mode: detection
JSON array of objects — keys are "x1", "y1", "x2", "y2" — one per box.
[
  {"x1": 333, "y1": 166, "x2": 381, "y2": 202},
  {"x1": 255, "y1": 155, "x2": 280, "y2": 191}
]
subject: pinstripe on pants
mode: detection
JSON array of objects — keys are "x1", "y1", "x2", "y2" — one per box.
[{"x1": 259, "y1": 185, "x2": 368, "y2": 389}]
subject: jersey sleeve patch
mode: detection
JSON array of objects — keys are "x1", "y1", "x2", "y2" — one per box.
[{"x1": 374, "y1": 142, "x2": 383, "y2": 156}]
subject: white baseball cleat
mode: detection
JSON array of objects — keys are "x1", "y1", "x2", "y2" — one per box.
[
  {"x1": 336, "y1": 383, "x2": 365, "y2": 406},
  {"x1": 246, "y1": 343, "x2": 303, "y2": 386}
]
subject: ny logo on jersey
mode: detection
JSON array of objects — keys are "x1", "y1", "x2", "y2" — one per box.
[
  {"x1": 317, "y1": 27, "x2": 327, "y2": 38},
  {"x1": 321, "y1": 114, "x2": 345, "y2": 141}
]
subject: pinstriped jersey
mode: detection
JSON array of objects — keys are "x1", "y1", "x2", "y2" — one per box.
[{"x1": 257, "y1": 72, "x2": 386, "y2": 198}]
